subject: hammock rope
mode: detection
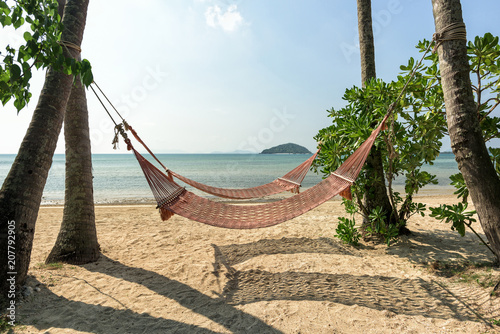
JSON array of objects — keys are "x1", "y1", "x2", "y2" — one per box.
[{"x1": 432, "y1": 22, "x2": 467, "y2": 53}]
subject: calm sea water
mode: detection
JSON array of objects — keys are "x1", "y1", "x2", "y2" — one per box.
[{"x1": 0, "y1": 153, "x2": 459, "y2": 205}]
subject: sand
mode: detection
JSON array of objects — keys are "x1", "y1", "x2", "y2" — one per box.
[{"x1": 12, "y1": 195, "x2": 500, "y2": 333}]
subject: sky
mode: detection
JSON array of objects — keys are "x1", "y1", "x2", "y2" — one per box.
[{"x1": 1, "y1": 0, "x2": 500, "y2": 154}]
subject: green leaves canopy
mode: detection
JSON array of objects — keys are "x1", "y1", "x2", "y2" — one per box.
[
  {"x1": 314, "y1": 39, "x2": 446, "y2": 225},
  {"x1": 0, "y1": 0, "x2": 93, "y2": 111},
  {"x1": 315, "y1": 34, "x2": 500, "y2": 228}
]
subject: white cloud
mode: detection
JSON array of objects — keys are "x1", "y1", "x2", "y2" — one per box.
[{"x1": 205, "y1": 4, "x2": 243, "y2": 32}]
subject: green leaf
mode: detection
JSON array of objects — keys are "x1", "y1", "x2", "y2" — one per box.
[
  {"x1": 9, "y1": 64, "x2": 21, "y2": 82},
  {"x1": 23, "y1": 31, "x2": 32, "y2": 42},
  {"x1": 1, "y1": 13, "x2": 12, "y2": 26},
  {"x1": 13, "y1": 16, "x2": 24, "y2": 29},
  {"x1": 13, "y1": 95, "x2": 26, "y2": 111},
  {"x1": 454, "y1": 219, "x2": 466, "y2": 237},
  {"x1": 81, "y1": 69, "x2": 93, "y2": 87}
]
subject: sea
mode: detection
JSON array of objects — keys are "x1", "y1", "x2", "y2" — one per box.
[{"x1": 0, "y1": 152, "x2": 459, "y2": 205}]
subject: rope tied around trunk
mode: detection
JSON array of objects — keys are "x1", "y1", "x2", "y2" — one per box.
[
  {"x1": 57, "y1": 40, "x2": 82, "y2": 53},
  {"x1": 433, "y1": 22, "x2": 467, "y2": 53}
]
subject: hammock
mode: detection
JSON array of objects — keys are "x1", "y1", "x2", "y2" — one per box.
[
  {"x1": 125, "y1": 124, "x2": 319, "y2": 199},
  {"x1": 127, "y1": 114, "x2": 388, "y2": 229}
]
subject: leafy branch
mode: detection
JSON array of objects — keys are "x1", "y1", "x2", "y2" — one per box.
[
  {"x1": 429, "y1": 203, "x2": 496, "y2": 257},
  {"x1": 0, "y1": 0, "x2": 93, "y2": 111}
]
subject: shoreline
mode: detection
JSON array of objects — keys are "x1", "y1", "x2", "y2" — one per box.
[{"x1": 39, "y1": 186, "x2": 458, "y2": 207}]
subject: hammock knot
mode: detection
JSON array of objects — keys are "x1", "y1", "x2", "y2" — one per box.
[
  {"x1": 57, "y1": 40, "x2": 82, "y2": 53},
  {"x1": 125, "y1": 138, "x2": 133, "y2": 151},
  {"x1": 123, "y1": 120, "x2": 131, "y2": 131},
  {"x1": 112, "y1": 123, "x2": 128, "y2": 150},
  {"x1": 432, "y1": 22, "x2": 467, "y2": 53}
]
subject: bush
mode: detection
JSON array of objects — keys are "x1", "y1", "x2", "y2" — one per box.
[{"x1": 335, "y1": 217, "x2": 361, "y2": 246}]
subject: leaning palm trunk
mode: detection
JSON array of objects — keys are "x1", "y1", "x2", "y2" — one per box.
[
  {"x1": 0, "y1": 0, "x2": 90, "y2": 306},
  {"x1": 46, "y1": 64, "x2": 100, "y2": 264},
  {"x1": 432, "y1": 0, "x2": 500, "y2": 262}
]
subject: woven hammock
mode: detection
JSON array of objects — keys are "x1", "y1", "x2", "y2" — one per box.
[
  {"x1": 128, "y1": 114, "x2": 388, "y2": 229},
  {"x1": 126, "y1": 124, "x2": 319, "y2": 199}
]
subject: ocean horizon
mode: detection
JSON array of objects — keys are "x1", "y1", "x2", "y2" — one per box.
[{"x1": 0, "y1": 152, "x2": 459, "y2": 205}]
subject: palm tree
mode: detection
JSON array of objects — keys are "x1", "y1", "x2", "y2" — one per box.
[
  {"x1": 0, "y1": 0, "x2": 90, "y2": 306},
  {"x1": 431, "y1": 0, "x2": 500, "y2": 262},
  {"x1": 45, "y1": 0, "x2": 100, "y2": 265},
  {"x1": 356, "y1": 0, "x2": 395, "y2": 231},
  {"x1": 45, "y1": 61, "x2": 100, "y2": 264}
]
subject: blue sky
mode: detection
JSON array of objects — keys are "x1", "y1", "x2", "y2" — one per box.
[{"x1": 1, "y1": 0, "x2": 500, "y2": 154}]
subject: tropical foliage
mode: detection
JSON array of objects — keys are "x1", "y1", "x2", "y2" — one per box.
[
  {"x1": 314, "y1": 39, "x2": 445, "y2": 239},
  {"x1": 428, "y1": 33, "x2": 500, "y2": 256},
  {"x1": 0, "y1": 0, "x2": 93, "y2": 111},
  {"x1": 447, "y1": 32, "x2": 500, "y2": 200},
  {"x1": 315, "y1": 33, "x2": 500, "y2": 244}
]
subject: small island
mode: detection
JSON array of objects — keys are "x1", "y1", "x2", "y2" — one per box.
[{"x1": 261, "y1": 143, "x2": 312, "y2": 154}]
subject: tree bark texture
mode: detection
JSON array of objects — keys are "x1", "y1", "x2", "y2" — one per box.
[
  {"x1": 46, "y1": 66, "x2": 100, "y2": 265},
  {"x1": 357, "y1": 0, "x2": 394, "y2": 227},
  {"x1": 0, "y1": 0, "x2": 90, "y2": 306},
  {"x1": 432, "y1": 0, "x2": 500, "y2": 262},
  {"x1": 357, "y1": 0, "x2": 376, "y2": 83}
]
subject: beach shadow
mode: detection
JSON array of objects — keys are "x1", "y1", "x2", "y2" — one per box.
[
  {"x1": 386, "y1": 228, "x2": 496, "y2": 265},
  {"x1": 221, "y1": 269, "x2": 474, "y2": 320},
  {"x1": 84, "y1": 255, "x2": 282, "y2": 334},
  {"x1": 20, "y1": 278, "x2": 221, "y2": 334},
  {"x1": 212, "y1": 237, "x2": 361, "y2": 271},
  {"x1": 211, "y1": 237, "x2": 486, "y2": 322}
]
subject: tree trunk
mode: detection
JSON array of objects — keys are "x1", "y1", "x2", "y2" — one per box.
[
  {"x1": 0, "y1": 0, "x2": 90, "y2": 307},
  {"x1": 46, "y1": 64, "x2": 100, "y2": 264},
  {"x1": 357, "y1": 0, "x2": 395, "y2": 229},
  {"x1": 357, "y1": 0, "x2": 376, "y2": 84},
  {"x1": 432, "y1": 0, "x2": 500, "y2": 262},
  {"x1": 45, "y1": 0, "x2": 99, "y2": 265}
]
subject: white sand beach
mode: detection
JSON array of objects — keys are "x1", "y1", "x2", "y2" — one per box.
[{"x1": 12, "y1": 195, "x2": 500, "y2": 333}]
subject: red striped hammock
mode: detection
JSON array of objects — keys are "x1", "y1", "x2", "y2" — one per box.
[{"x1": 127, "y1": 115, "x2": 388, "y2": 229}]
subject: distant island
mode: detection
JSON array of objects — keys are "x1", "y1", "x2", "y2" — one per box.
[{"x1": 261, "y1": 143, "x2": 312, "y2": 154}]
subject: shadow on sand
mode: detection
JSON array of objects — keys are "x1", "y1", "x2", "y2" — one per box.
[
  {"x1": 85, "y1": 255, "x2": 282, "y2": 334},
  {"x1": 20, "y1": 279, "x2": 222, "y2": 334},
  {"x1": 212, "y1": 236, "x2": 493, "y2": 324},
  {"x1": 386, "y1": 228, "x2": 496, "y2": 265},
  {"x1": 20, "y1": 255, "x2": 282, "y2": 334},
  {"x1": 21, "y1": 232, "x2": 497, "y2": 333}
]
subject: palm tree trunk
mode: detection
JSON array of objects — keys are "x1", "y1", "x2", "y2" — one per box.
[
  {"x1": 357, "y1": 0, "x2": 376, "y2": 83},
  {"x1": 0, "y1": 0, "x2": 90, "y2": 307},
  {"x1": 431, "y1": 0, "x2": 500, "y2": 262},
  {"x1": 46, "y1": 64, "x2": 100, "y2": 264},
  {"x1": 357, "y1": 0, "x2": 395, "y2": 229}
]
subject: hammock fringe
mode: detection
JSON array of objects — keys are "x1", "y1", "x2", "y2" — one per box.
[
  {"x1": 339, "y1": 186, "x2": 352, "y2": 200},
  {"x1": 160, "y1": 207, "x2": 175, "y2": 221}
]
